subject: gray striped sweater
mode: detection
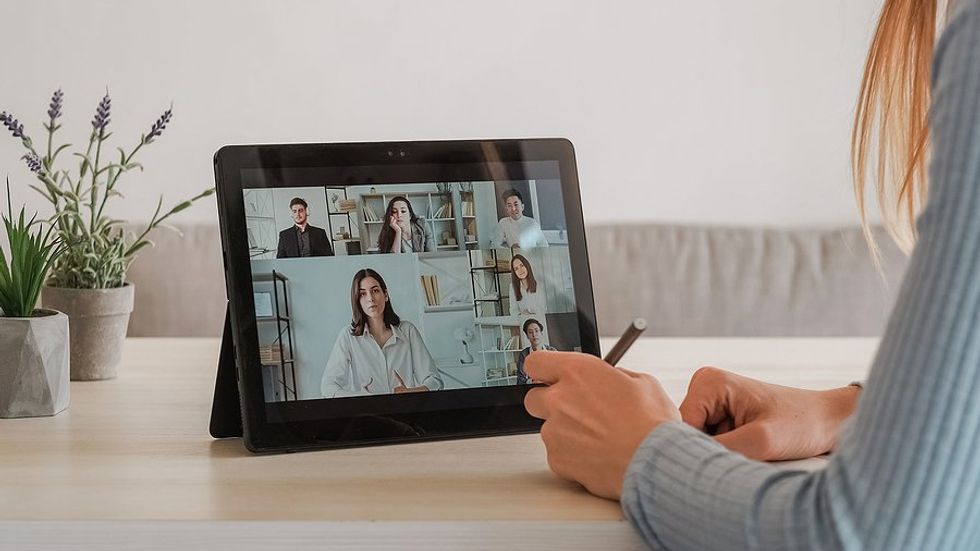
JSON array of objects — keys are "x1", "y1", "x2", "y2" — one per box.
[{"x1": 622, "y1": 1, "x2": 980, "y2": 548}]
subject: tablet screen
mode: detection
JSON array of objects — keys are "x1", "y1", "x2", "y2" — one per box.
[{"x1": 239, "y1": 163, "x2": 585, "y2": 406}]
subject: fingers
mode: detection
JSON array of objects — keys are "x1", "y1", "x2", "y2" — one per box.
[
  {"x1": 713, "y1": 423, "x2": 772, "y2": 461},
  {"x1": 525, "y1": 350, "x2": 615, "y2": 385},
  {"x1": 678, "y1": 393, "x2": 711, "y2": 430},
  {"x1": 523, "y1": 350, "x2": 569, "y2": 384},
  {"x1": 678, "y1": 367, "x2": 730, "y2": 431},
  {"x1": 524, "y1": 386, "x2": 553, "y2": 419}
]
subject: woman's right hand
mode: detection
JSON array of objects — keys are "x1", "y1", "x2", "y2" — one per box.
[
  {"x1": 389, "y1": 217, "x2": 402, "y2": 234},
  {"x1": 679, "y1": 367, "x2": 861, "y2": 461}
]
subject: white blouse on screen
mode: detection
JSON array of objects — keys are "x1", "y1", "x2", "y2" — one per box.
[{"x1": 321, "y1": 320, "x2": 443, "y2": 398}]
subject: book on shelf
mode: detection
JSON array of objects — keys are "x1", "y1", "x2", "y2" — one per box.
[
  {"x1": 362, "y1": 203, "x2": 380, "y2": 222},
  {"x1": 503, "y1": 335, "x2": 521, "y2": 351},
  {"x1": 433, "y1": 201, "x2": 453, "y2": 219},
  {"x1": 259, "y1": 344, "x2": 283, "y2": 364},
  {"x1": 420, "y1": 274, "x2": 441, "y2": 306},
  {"x1": 462, "y1": 200, "x2": 475, "y2": 217}
]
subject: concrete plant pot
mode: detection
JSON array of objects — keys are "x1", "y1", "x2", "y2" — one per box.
[
  {"x1": 0, "y1": 309, "x2": 70, "y2": 418},
  {"x1": 42, "y1": 284, "x2": 134, "y2": 381}
]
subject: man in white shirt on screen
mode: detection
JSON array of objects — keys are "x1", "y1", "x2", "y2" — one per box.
[{"x1": 489, "y1": 189, "x2": 550, "y2": 249}]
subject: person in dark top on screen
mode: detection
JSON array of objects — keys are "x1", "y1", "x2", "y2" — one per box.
[
  {"x1": 516, "y1": 318, "x2": 556, "y2": 385},
  {"x1": 276, "y1": 197, "x2": 333, "y2": 258}
]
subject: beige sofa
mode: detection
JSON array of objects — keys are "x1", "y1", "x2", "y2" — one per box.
[{"x1": 124, "y1": 223, "x2": 907, "y2": 338}]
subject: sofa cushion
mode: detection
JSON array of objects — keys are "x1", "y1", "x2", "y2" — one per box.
[
  {"x1": 124, "y1": 223, "x2": 226, "y2": 338},
  {"x1": 586, "y1": 224, "x2": 907, "y2": 337}
]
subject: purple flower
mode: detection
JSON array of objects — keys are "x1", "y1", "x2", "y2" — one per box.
[
  {"x1": 47, "y1": 88, "x2": 64, "y2": 125},
  {"x1": 143, "y1": 107, "x2": 173, "y2": 144},
  {"x1": 21, "y1": 152, "x2": 42, "y2": 173},
  {"x1": 91, "y1": 93, "x2": 111, "y2": 133},
  {"x1": 0, "y1": 111, "x2": 29, "y2": 141}
]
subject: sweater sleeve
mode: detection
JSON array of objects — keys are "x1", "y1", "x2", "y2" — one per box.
[{"x1": 622, "y1": 3, "x2": 980, "y2": 549}]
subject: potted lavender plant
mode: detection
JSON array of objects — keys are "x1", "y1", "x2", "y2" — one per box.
[
  {"x1": 0, "y1": 181, "x2": 68, "y2": 418},
  {"x1": 1, "y1": 89, "x2": 213, "y2": 380}
]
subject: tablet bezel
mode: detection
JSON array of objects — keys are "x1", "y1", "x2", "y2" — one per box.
[{"x1": 213, "y1": 139, "x2": 598, "y2": 453}]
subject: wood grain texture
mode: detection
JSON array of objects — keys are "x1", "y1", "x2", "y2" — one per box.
[
  {"x1": 0, "y1": 337, "x2": 876, "y2": 523},
  {"x1": 0, "y1": 521, "x2": 648, "y2": 551}
]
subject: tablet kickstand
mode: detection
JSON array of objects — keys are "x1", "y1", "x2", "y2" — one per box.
[{"x1": 209, "y1": 306, "x2": 244, "y2": 438}]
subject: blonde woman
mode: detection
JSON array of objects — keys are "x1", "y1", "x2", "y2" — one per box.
[{"x1": 524, "y1": 1, "x2": 980, "y2": 548}]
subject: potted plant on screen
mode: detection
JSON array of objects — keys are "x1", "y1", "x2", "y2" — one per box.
[
  {"x1": 1, "y1": 89, "x2": 214, "y2": 380},
  {"x1": 0, "y1": 181, "x2": 69, "y2": 418}
]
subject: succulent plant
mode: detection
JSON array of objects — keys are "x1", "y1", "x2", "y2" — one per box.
[{"x1": 0, "y1": 180, "x2": 64, "y2": 317}]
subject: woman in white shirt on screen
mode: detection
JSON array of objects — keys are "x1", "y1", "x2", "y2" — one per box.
[
  {"x1": 321, "y1": 268, "x2": 443, "y2": 398},
  {"x1": 509, "y1": 254, "x2": 546, "y2": 316}
]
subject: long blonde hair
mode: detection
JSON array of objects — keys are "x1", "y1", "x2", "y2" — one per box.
[{"x1": 851, "y1": 0, "x2": 953, "y2": 261}]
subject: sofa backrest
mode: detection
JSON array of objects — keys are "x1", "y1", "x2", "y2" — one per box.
[
  {"x1": 586, "y1": 224, "x2": 907, "y2": 337},
  {"x1": 124, "y1": 223, "x2": 908, "y2": 338}
]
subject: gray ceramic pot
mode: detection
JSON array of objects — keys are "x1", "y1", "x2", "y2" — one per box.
[
  {"x1": 0, "y1": 309, "x2": 70, "y2": 418},
  {"x1": 42, "y1": 284, "x2": 134, "y2": 381}
]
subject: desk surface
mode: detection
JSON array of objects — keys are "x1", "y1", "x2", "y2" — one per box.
[{"x1": 0, "y1": 338, "x2": 876, "y2": 546}]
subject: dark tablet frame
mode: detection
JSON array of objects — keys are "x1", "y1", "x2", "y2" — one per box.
[{"x1": 213, "y1": 139, "x2": 598, "y2": 453}]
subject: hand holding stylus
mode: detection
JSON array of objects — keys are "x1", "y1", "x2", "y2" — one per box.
[{"x1": 523, "y1": 347, "x2": 680, "y2": 500}]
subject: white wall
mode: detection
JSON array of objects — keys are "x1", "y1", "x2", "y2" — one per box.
[{"x1": 0, "y1": 0, "x2": 883, "y2": 240}]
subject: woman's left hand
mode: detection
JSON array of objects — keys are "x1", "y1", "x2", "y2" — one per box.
[{"x1": 524, "y1": 351, "x2": 680, "y2": 500}]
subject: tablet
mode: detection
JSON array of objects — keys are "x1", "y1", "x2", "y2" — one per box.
[{"x1": 213, "y1": 139, "x2": 598, "y2": 452}]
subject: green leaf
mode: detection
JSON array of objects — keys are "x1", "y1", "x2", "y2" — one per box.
[
  {"x1": 0, "y1": 201, "x2": 64, "y2": 317},
  {"x1": 51, "y1": 143, "x2": 72, "y2": 162}
]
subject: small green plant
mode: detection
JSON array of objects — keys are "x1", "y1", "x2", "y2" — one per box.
[
  {"x1": 0, "y1": 180, "x2": 64, "y2": 318},
  {"x1": 1, "y1": 89, "x2": 213, "y2": 289}
]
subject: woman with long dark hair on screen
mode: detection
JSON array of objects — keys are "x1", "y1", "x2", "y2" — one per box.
[
  {"x1": 509, "y1": 254, "x2": 546, "y2": 316},
  {"x1": 321, "y1": 268, "x2": 443, "y2": 397},
  {"x1": 524, "y1": 0, "x2": 980, "y2": 548},
  {"x1": 376, "y1": 196, "x2": 435, "y2": 253}
]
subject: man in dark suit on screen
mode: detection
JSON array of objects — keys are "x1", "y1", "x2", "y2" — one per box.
[{"x1": 276, "y1": 197, "x2": 334, "y2": 258}]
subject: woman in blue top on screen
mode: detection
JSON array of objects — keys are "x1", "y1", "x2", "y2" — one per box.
[
  {"x1": 376, "y1": 196, "x2": 435, "y2": 254},
  {"x1": 509, "y1": 254, "x2": 547, "y2": 316},
  {"x1": 523, "y1": 1, "x2": 980, "y2": 549},
  {"x1": 321, "y1": 268, "x2": 443, "y2": 397}
]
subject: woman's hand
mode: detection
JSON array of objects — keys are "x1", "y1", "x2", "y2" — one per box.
[
  {"x1": 680, "y1": 367, "x2": 861, "y2": 461},
  {"x1": 392, "y1": 371, "x2": 426, "y2": 394},
  {"x1": 389, "y1": 216, "x2": 402, "y2": 235},
  {"x1": 524, "y1": 351, "x2": 680, "y2": 500}
]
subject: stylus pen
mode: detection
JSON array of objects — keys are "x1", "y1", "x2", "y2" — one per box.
[{"x1": 603, "y1": 318, "x2": 648, "y2": 366}]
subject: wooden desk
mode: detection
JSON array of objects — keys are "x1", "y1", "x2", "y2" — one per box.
[{"x1": 0, "y1": 338, "x2": 876, "y2": 550}]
